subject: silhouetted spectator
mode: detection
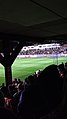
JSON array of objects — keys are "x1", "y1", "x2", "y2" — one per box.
[
  {"x1": 17, "y1": 64, "x2": 64, "y2": 119},
  {"x1": 13, "y1": 83, "x2": 24, "y2": 113},
  {"x1": 58, "y1": 62, "x2": 66, "y2": 77},
  {"x1": 17, "y1": 79, "x2": 22, "y2": 84},
  {"x1": 12, "y1": 78, "x2": 18, "y2": 86},
  {"x1": 0, "y1": 86, "x2": 9, "y2": 98}
]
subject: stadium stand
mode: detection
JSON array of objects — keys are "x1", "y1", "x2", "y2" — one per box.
[{"x1": 18, "y1": 43, "x2": 67, "y2": 58}]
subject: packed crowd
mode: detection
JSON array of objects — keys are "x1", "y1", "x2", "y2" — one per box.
[
  {"x1": 0, "y1": 62, "x2": 67, "y2": 119},
  {"x1": 19, "y1": 45, "x2": 67, "y2": 55}
]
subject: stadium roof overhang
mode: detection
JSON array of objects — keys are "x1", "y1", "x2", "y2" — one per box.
[
  {"x1": 0, "y1": 0, "x2": 67, "y2": 86},
  {"x1": 0, "y1": 0, "x2": 67, "y2": 44}
]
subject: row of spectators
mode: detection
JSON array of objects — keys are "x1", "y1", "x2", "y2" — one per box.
[
  {"x1": 19, "y1": 46, "x2": 67, "y2": 55},
  {"x1": 0, "y1": 62, "x2": 67, "y2": 119}
]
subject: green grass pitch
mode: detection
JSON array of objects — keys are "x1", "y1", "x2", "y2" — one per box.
[{"x1": 0, "y1": 56, "x2": 67, "y2": 85}]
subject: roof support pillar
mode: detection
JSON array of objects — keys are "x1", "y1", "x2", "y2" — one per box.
[
  {"x1": 3, "y1": 40, "x2": 12, "y2": 86},
  {"x1": 4, "y1": 66, "x2": 12, "y2": 87}
]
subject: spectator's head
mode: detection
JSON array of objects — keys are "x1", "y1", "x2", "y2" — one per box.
[
  {"x1": 1, "y1": 83, "x2": 5, "y2": 87},
  {"x1": 18, "y1": 83, "x2": 24, "y2": 92},
  {"x1": 27, "y1": 75, "x2": 36, "y2": 85},
  {"x1": 18, "y1": 78, "x2": 22, "y2": 84},
  {"x1": 58, "y1": 63, "x2": 66, "y2": 77},
  {"x1": 39, "y1": 64, "x2": 60, "y2": 81},
  {"x1": 65, "y1": 62, "x2": 67, "y2": 70},
  {"x1": 0, "y1": 86, "x2": 9, "y2": 97}
]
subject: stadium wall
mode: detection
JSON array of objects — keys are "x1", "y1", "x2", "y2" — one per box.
[
  {"x1": 17, "y1": 54, "x2": 67, "y2": 58},
  {"x1": 17, "y1": 54, "x2": 47, "y2": 58}
]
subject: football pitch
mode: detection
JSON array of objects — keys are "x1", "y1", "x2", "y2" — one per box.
[{"x1": 0, "y1": 56, "x2": 67, "y2": 85}]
